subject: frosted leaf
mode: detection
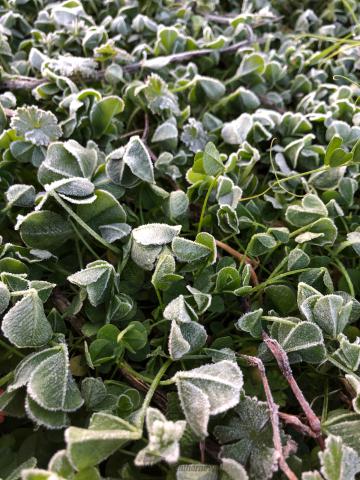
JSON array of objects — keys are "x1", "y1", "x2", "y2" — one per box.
[
  {"x1": 68, "y1": 261, "x2": 114, "y2": 306},
  {"x1": 181, "y1": 118, "x2": 209, "y2": 153},
  {"x1": 347, "y1": 232, "x2": 360, "y2": 256},
  {"x1": 25, "y1": 396, "x2": 70, "y2": 430},
  {"x1": 48, "y1": 449, "x2": 74, "y2": 477},
  {"x1": 2, "y1": 290, "x2": 53, "y2": 348},
  {"x1": 142, "y1": 73, "x2": 180, "y2": 116},
  {"x1": 133, "y1": 223, "x2": 181, "y2": 246},
  {"x1": 21, "y1": 469, "x2": 65, "y2": 480},
  {"x1": 168, "y1": 320, "x2": 207, "y2": 360},
  {"x1": 123, "y1": 136, "x2": 154, "y2": 184},
  {"x1": 135, "y1": 407, "x2": 186, "y2": 466},
  {"x1": 131, "y1": 241, "x2": 162, "y2": 271},
  {"x1": 151, "y1": 249, "x2": 182, "y2": 291},
  {"x1": 165, "y1": 190, "x2": 189, "y2": 220},
  {"x1": 221, "y1": 114, "x2": 253, "y2": 145},
  {"x1": 38, "y1": 140, "x2": 97, "y2": 186},
  {"x1": 27, "y1": 344, "x2": 83, "y2": 412},
  {"x1": 288, "y1": 248, "x2": 310, "y2": 270},
  {"x1": 45, "y1": 177, "x2": 95, "y2": 204},
  {"x1": 276, "y1": 321, "x2": 326, "y2": 363},
  {"x1": 236, "y1": 309, "x2": 263, "y2": 338},
  {"x1": 312, "y1": 294, "x2": 352, "y2": 337},
  {"x1": 164, "y1": 295, "x2": 197, "y2": 323},
  {"x1": 286, "y1": 194, "x2": 328, "y2": 227},
  {"x1": 5, "y1": 184, "x2": 36, "y2": 208},
  {"x1": 9, "y1": 347, "x2": 59, "y2": 391},
  {"x1": 81, "y1": 377, "x2": 107, "y2": 410},
  {"x1": 214, "y1": 396, "x2": 278, "y2": 480},
  {"x1": 99, "y1": 223, "x2": 131, "y2": 243},
  {"x1": 47, "y1": 55, "x2": 97, "y2": 78},
  {"x1": 172, "y1": 237, "x2": 211, "y2": 263},
  {"x1": 221, "y1": 458, "x2": 249, "y2": 480},
  {"x1": 10, "y1": 106, "x2": 62, "y2": 146},
  {"x1": 297, "y1": 282, "x2": 322, "y2": 306},
  {"x1": 186, "y1": 286, "x2": 212, "y2": 314},
  {"x1": 0, "y1": 280, "x2": 10, "y2": 314},
  {"x1": 345, "y1": 375, "x2": 360, "y2": 414},
  {"x1": 302, "y1": 435, "x2": 360, "y2": 480},
  {"x1": 174, "y1": 361, "x2": 243, "y2": 438},
  {"x1": 332, "y1": 334, "x2": 360, "y2": 372},
  {"x1": 65, "y1": 412, "x2": 141, "y2": 470}
]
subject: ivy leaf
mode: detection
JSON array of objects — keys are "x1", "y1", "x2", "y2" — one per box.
[
  {"x1": 68, "y1": 260, "x2": 114, "y2": 306},
  {"x1": 10, "y1": 106, "x2": 62, "y2": 146},
  {"x1": 173, "y1": 361, "x2": 243, "y2": 438},
  {"x1": 135, "y1": 408, "x2": 186, "y2": 466},
  {"x1": 2, "y1": 290, "x2": 53, "y2": 348},
  {"x1": 214, "y1": 396, "x2": 278, "y2": 480},
  {"x1": 65, "y1": 412, "x2": 141, "y2": 470}
]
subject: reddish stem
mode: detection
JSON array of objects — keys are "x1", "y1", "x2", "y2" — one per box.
[
  {"x1": 262, "y1": 333, "x2": 324, "y2": 448},
  {"x1": 240, "y1": 355, "x2": 297, "y2": 480}
]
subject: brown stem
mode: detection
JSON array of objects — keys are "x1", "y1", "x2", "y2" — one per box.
[
  {"x1": 142, "y1": 113, "x2": 150, "y2": 141},
  {"x1": 240, "y1": 354, "x2": 297, "y2": 480},
  {"x1": 262, "y1": 333, "x2": 324, "y2": 448},
  {"x1": 278, "y1": 412, "x2": 317, "y2": 438},
  {"x1": 1, "y1": 38, "x2": 260, "y2": 91},
  {"x1": 215, "y1": 239, "x2": 259, "y2": 286}
]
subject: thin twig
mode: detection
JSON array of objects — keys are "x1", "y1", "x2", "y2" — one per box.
[
  {"x1": 262, "y1": 332, "x2": 325, "y2": 448},
  {"x1": 240, "y1": 354, "x2": 297, "y2": 480},
  {"x1": 215, "y1": 239, "x2": 259, "y2": 285},
  {"x1": 142, "y1": 113, "x2": 150, "y2": 141},
  {"x1": 278, "y1": 412, "x2": 317, "y2": 438},
  {"x1": 0, "y1": 38, "x2": 259, "y2": 91}
]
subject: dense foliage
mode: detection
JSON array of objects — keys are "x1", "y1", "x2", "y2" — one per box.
[{"x1": 0, "y1": 0, "x2": 360, "y2": 479}]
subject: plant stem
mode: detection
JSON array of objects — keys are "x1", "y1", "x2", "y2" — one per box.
[
  {"x1": 262, "y1": 333, "x2": 324, "y2": 447},
  {"x1": 52, "y1": 191, "x2": 121, "y2": 255},
  {"x1": 0, "y1": 371, "x2": 14, "y2": 387},
  {"x1": 240, "y1": 354, "x2": 297, "y2": 480},
  {"x1": 332, "y1": 258, "x2": 355, "y2": 297},
  {"x1": 197, "y1": 174, "x2": 220, "y2": 234},
  {"x1": 0, "y1": 339, "x2": 25, "y2": 358},
  {"x1": 137, "y1": 358, "x2": 173, "y2": 427}
]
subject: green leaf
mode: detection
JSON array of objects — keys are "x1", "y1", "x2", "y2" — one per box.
[
  {"x1": 135, "y1": 408, "x2": 186, "y2": 466},
  {"x1": 90, "y1": 96, "x2": 124, "y2": 138},
  {"x1": 214, "y1": 396, "x2": 278, "y2": 480},
  {"x1": 133, "y1": 223, "x2": 181, "y2": 246},
  {"x1": 10, "y1": 106, "x2": 62, "y2": 146},
  {"x1": 203, "y1": 142, "x2": 223, "y2": 176},
  {"x1": 324, "y1": 135, "x2": 343, "y2": 166},
  {"x1": 68, "y1": 260, "x2": 114, "y2": 306},
  {"x1": 77, "y1": 190, "x2": 126, "y2": 235},
  {"x1": 123, "y1": 136, "x2": 154, "y2": 184},
  {"x1": 173, "y1": 361, "x2": 243, "y2": 438},
  {"x1": 65, "y1": 412, "x2": 141, "y2": 470},
  {"x1": 2, "y1": 290, "x2": 53, "y2": 348},
  {"x1": 27, "y1": 344, "x2": 83, "y2": 412},
  {"x1": 18, "y1": 211, "x2": 72, "y2": 250}
]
